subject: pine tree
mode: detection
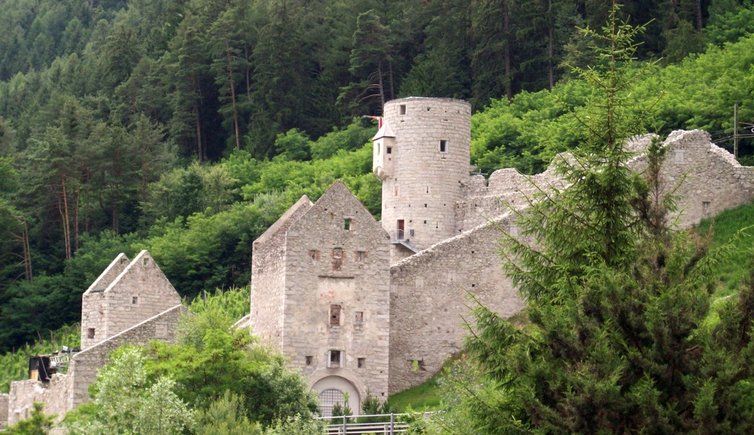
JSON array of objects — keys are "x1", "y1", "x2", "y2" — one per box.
[{"x1": 453, "y1": 5, "x2": 754, "y2": 433}]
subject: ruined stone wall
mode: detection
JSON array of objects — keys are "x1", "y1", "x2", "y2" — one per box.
[
  {"x1": 98, "y1": 251, "x2": 181, "y2": 346},
  {"x1": 388, "y1": 214, "x2": 525, "y2": 394},
  {"x1": 380, "y1": 98, "x2": 472, "y2": 250},
  {"x1": 283, "y1": 182, "x2": 391, "y2": 402},
  {"x1": 626, "y1": 130, "x2": 754, "y2": 228},
  {"x1": 7, "y1": 373, "x2": 72, "y2": 426},
  {"x1": 251, "y1": 196, "x2": 313, "y2": 347},
  {"x1": 81, "y1": 253, "x2": 130, "y2": 348},
  {"x1": 0, "y1": 393, "x2": 8, "y2": 429},
  {"x1": 388, "y1": 130, "x2": 754, "y2": 394},
  {"x1": 68, "y1": 304, "x2": 185, "y2": 407}
]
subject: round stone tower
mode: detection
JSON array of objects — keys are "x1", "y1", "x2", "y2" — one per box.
[{"x1": 372, "y1": 97, "x2": 471, "y2": 253}]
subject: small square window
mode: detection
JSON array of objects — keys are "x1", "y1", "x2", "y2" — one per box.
[
  {"x1": 354, "y1": 311, "x2": 364, "y2": 323},
  {"x1": 344, "y1": 218, "x2": 352, "y2": 230},
  {"x1": 386, "y1": 147, "x2": 392, "y2": 154},
  {"x1": 358, "y1": 358, "x2": 366, "y2": 368},
  {"x1": 132, "y1": 296, "x2": 138, "y2": 304},
  {"x1": 355, "y1": 251, "x2": 367, "y2": 262},
  {"x1": 305, "y1": 355, "x2": 313, "y2": 366},
  {"x1": 87, "y1": 328, "x2": 95, "y2": 339},
  {"x1": 439, "y1": 140, "x2": 447, "y2": 153}
]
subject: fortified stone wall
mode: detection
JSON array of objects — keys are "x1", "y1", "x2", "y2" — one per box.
[
  {"x1": 456, "y1": 165, "x2": 564, "y2": 232},
  {"x1": 390, "y1": 130, "x2": 754, "y2": 394},
  {"x1": 68, "y1": 304, "x2": 185, "y2": 407},
  {"x1": 283, "y1": 182, "x2": 391, "y2": 402},
  {"x1": 626, "y1": 130, "x2": 754, "y2": 228},
  {"x1": 0, "y1": 393, "x2": 8, "y2": 429},
  {"x1": 388, "y1": 214, "x2": 525, "y2": 394},
  {"x1": 251, "y1": 196, "x2": 313, "y2": 347},
  {"x1": 7, "y1": 373, "x2": 72, "y2": 426},
  {"x1": 380, "y1": 98, "x2": 472, "y2": 250},
  {"x1": 6, "y1": 305, "x2": 184, "y2": 426}
]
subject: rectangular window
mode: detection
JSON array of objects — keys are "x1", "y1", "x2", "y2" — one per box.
[
  {"x1": 305, "y1": 356, "x2": 313, "y2": 366},
  {"x1": 132, "y1": 296, "x2": 138, "y2": 304},
  {"x1": 439, "y1": 140, "x2": 447, "y2": 153},
  {"x1": 355, "y1": 251, "x2": 366, "y2": 262},
  {"x1": 328, "y1": 350, "x2": 342, "y2": 368},
  {"x1": 87, "y1": 328, "x2": 95, "y2": 339},
  {"x1": 343, "y1": 218, "x2": 352, "y2": 230},
  {"x1": 330, "y1": 304, "x2": 341, "y2": 326},
  {"x1": 332, "y1": 248, "x2": 343, "y2": 271},
  {"x1": 400, "y1": 104, "x2": 406, "y2": 115},
  {"x1": 386, "y1": 147, "x2": 392, "y2": 154},
  {"x1": 358, "y1": 358, "x2": 366, "y2": 368},
  {"x1": 354, "y1": 311, "x2": 364, "y2": 323}
]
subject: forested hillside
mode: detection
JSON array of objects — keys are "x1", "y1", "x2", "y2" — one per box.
[{"x1": 1, "y1": 0, "x2": 754, "y2": 353}]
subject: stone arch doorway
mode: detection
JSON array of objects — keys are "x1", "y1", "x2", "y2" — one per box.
[{"x1": 311, "y1": 375, "x2": 361, "y2": 417}]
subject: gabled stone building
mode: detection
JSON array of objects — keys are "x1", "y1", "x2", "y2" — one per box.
[
  {"x1": 2, "y1": 251, "x2": 184, "y2": 427},
  {"x1": 250, "y1": 97, "x2": 754, "y2": 414},
  {"x1": 251, "y1": 182, "x2": 390, "y2": 415}
]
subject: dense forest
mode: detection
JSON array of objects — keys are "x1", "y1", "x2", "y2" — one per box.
[{"x1": 1, "y1": 0, "x2": 754, "y2": 353}]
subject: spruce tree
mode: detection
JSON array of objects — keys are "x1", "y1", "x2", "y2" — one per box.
[{"x1": 455, "y1": 5, "x2": 754, "y2": 433}]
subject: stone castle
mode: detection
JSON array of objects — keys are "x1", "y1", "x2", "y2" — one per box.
[
  {"x1": 249, "y1": 97, "x2": 754, "y2": 415},
  {"x1": 1, "y1": 251, "x2": 185, "y2": 428},
  {"x1": 3, "y1": 96, "x2": 754, "y2": 426}
]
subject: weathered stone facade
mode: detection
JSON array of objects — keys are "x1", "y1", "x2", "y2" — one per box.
[
  {"x1": 252, "y1": 182, "x2": 390, "y2": 415},
  {"x1": 4, "y1": 251, "x2": 183, "y2": 427},
  {"x1": 81, "y1": 251, "x2": 181, "y2": 349},
  {"x1": 252, "y1": 97, "x2": 754, "y2": 404}
]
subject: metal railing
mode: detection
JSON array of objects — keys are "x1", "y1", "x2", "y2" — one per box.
[{"x1": 318, "y1": 412, "x2": 430, "y2": 434}]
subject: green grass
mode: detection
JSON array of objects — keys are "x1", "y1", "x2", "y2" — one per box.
[
  {"x1": 388, "y1": 372, "x2": 443, "y2": 412},
  {"x1": 696, "y1": 200, "x2": 754, "y2": 297}
]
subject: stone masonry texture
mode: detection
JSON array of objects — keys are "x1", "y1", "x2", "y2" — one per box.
[{"x1": 5, "y1": 251, "x2": 184, "y2": 427}]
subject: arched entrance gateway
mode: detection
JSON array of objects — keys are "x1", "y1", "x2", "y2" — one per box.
[{"x1": 311, "y1": 375, "x2": 361, "y2": 417}]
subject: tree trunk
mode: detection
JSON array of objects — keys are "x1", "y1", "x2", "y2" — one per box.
[
  {"x1": 18, "y1": 218, "x2": 32, "y2": 280},
  {"x1": 695, "y1": 0, "x2": 702, "y2": 30},
  {"x1": 548, "y1": 0, "x2": 555, "y2": 89},
  {"x1": 59, "y1": 176, "x2": 71, "y2": 261},
  {"x1": 377, "y1": 61, "x2": 386, "y2": 113},
  {"x1": 503, "y1": 0, "x2": 512, "y2": 101},
  {"x1": 225, "y1": 39, "x2": 241, "y2": 151},
  {"x1": 192, "y1": 75, "x2": 204, "y2": 162},
  {"x1": 73, "y1": 184, "x2": 80, "y2": 253}
]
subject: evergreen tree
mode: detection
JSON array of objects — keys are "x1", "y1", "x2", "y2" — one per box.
[{"x1": 451, "y1": 6, "x2": 754, "y2": 433}]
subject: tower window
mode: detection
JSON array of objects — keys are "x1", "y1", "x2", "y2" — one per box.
[
  {"x1": 328, "y1": 350, "x2": 342, "y2": 368},
  {"x1": 400, "y1": 104, "x2": 406, "y2": 115},
  {"x1": 87, "y1": 328, "x2": 95, "y2": 339},
  {"x1": 330, "y1": 304, "x2": 341, "y2": 326},
  {"x1": 439, "y1": 140, "x2": 448, "y2": 153},
  {"x1": 354, "y1": 311, "x2": 364, "y2": 323},
  {"x1": 358, "y1": 358, "x2": 366, "y2": 368},
  {"x1": 132, "y1": 296, "x2": 138, "y2": 304},
  {"x1": 386, "y1": 147, "x2": 392, "y2": 154},
  {"x1": 305, "y1": 355, "x2": 313, "y2": 366},
  {"x1": 344, "y1": 218, "x2": 352, "y2": 230}
]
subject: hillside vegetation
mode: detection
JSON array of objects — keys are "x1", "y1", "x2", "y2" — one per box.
[{"x1": 1, "y1": 0, "x2": 754, "y2": 355}]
